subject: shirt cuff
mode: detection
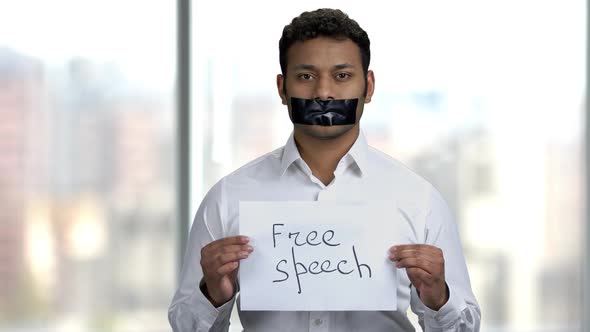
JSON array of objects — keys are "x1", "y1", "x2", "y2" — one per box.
[
  {"x1": 189, "y1": 281, "x2": 235, "y2": 330},
  {"x1": 422, "y1": 283, "x2": 467, "y2": 329}
]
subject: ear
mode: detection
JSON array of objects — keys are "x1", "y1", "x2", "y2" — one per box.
[
  {"x1": 277, "y1": 74, "x2": 287, "y2": 105},
  {"x1": 364, "y1": 70, "x2": 375, "y2": 103}
]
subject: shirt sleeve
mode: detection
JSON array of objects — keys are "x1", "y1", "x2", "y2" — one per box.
[
  {"x1": 410, "y1": 188, "x2": 481, "y2": 332},
  {"x1": 168, "y1": 178, "x2": 236, "y2": 332}
]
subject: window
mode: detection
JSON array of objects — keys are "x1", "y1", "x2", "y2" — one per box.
[{"x1": 0, "y1": 1, "x2": 177, "y2": 331}]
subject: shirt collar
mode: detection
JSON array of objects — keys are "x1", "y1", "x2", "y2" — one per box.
[
  {"x1": 279, "y1": 130, "x2": 369, "y2": 177},
  {"x1": 347, "y1": 129, "x2": 368, "y2": 176},
  {"x1": 279, "y1": 133, "x2": 302, "y2": 176}
]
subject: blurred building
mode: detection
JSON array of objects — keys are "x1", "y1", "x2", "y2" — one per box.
[
  {"x1": 0, "y1": 48, "x2": 46, "y2": 320},
  {"x1": 407, "y1": 100, "x2": 583, "y2": 328},
  {"x1": 0, "y1": 49, "x2": 175, "y2": 330}
]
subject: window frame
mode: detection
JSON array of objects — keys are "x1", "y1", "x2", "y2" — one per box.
[{"x1": 176, "y1": 0, "x2": 191, "y2": 275}]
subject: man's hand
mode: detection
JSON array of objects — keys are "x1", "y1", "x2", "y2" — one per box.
[
  {"x1": 200, "y1": 235, "x2": 253, "y2": 307},
  {"x1": 389, "y1": 244, "x2": 449, "y2": 311}
]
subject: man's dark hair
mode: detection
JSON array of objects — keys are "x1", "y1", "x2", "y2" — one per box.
[{"x1": 279, "y1": 8, "x2": 371, "y2": 78}]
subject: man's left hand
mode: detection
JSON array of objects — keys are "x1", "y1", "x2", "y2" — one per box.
[{"x1": 389, "y1": 244, "x2": 449, "y2": 311}]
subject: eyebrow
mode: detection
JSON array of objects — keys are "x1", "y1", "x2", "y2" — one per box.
[
  {"x1": 292, "y1": 63, "x2": 356, "y2": 71},
  {"x1": 293, "y1": 64, "x2": 316, "y2": 71},
  {"x1": 333, "y1": 63, "x2": 355, "y2": 70}
]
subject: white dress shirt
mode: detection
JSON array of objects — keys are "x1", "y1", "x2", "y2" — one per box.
[{"x1": 169, "y1": 130, "x2": 481, "y2": 332}]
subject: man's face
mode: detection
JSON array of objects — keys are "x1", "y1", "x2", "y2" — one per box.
[{"x1": 277, "y1": 36, "x2": 375, "y2": 140}]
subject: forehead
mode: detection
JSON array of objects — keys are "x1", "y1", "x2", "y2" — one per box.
[{"x1": 286, "y1": 37, "x2": 362, "y2": 69}]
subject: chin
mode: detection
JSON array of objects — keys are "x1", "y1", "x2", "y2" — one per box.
[{"x1": 296, "y1": 124, "x2": 356, "y2": 140}]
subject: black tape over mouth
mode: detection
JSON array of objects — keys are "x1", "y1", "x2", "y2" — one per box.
[{"x1": 290, "y1": 97, "x2": 358, "y2": 126}]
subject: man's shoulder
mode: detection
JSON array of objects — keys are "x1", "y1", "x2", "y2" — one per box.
[
  {"x1": 365, "y1": 145, "x2": 450, "y2": 218},
  {"x1": 364, "y1": 145, "x2": 447, "y2": 208},
  {"x1": 201, "y1": 146, "x2": 283, "y2": 203},
  {"x1": 366, "y1": 145, "x2": 434, "y2": 191},
  {"x1": 223, "y1": 146, "x2": 284, "y2": 182}
]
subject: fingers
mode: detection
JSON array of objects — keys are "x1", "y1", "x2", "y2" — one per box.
[
  {"x1": 203, "y1": 244, "x2": 253, "y2": 267},
  {"x1": 202, "y1": 236, "x2": 252, "y2": 262},
  {"x1": 203, "y1": 235, "x2": 250, "y2": 252},
  {"x1": 405, "y1": 267, "x2": 430, "y2": 286},
  {"x1": 216, "y1": 261, "x2": 239, "y2": 275},
  {"x1": 390, "y1": 244, "x2": 441, "y2": 255},
  {"x1": 201, "y1": 236, "x2": 254, "y2": 278},
  {"x1": 388, "y1": 244, "x2": 444, "y2": 277},
  {"x1": 389, "y1": 245, "x2": 443, "y2": 263},
  {"x1": 394, "y1": 257, "x2": 442, "y2": 276},
  {"x1": 216, "y1": 244, "x2": 254, "y2": 256},
  {"x1": 389, "y1": 249, "x2": 443, "y2": 266}
]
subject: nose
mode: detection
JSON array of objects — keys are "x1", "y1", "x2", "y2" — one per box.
[{"x1": 313, "y1": 76, "x2": 335, "y2": 101}]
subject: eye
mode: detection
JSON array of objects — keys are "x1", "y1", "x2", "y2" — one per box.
[
  {"x1": 335, "y1": 72, "x2": 351, "y2": 80},
  {"x1": 298, "y1": 73, "x2": 314, "y2": 81}
]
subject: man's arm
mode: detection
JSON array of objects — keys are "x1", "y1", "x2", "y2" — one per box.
[
  {"x1": 405, "y1": 189, "x2": 481, "y2": 331},
  {"x1": 168, "y1": 178, "x2": 240, "y2": 332}
]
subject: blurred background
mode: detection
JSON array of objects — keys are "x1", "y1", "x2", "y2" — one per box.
[{"x1": 0, "y1": 0, "x2": 587, "y2": 331}]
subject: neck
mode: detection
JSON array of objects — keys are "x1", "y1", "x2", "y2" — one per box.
[{"x1": 293, "y1": 126, "x2": 359, "y2": 185}]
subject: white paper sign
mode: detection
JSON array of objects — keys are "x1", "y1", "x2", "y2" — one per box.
[{"x1": 239, "y1": 201, "x2": 409, "y2": 311}]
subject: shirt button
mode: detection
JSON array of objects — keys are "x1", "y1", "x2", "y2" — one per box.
[{"x1": 314, "y1": 318, "x2": 323, "y2": 326}]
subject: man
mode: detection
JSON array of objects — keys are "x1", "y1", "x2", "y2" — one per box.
[{"x1": 169, "y1": 8, "x2": 481, "y2": 331}]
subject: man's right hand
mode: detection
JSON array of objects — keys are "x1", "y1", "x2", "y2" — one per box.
[{"x1": 200, "y1": 235, "x2": 253, "y2": 307}]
